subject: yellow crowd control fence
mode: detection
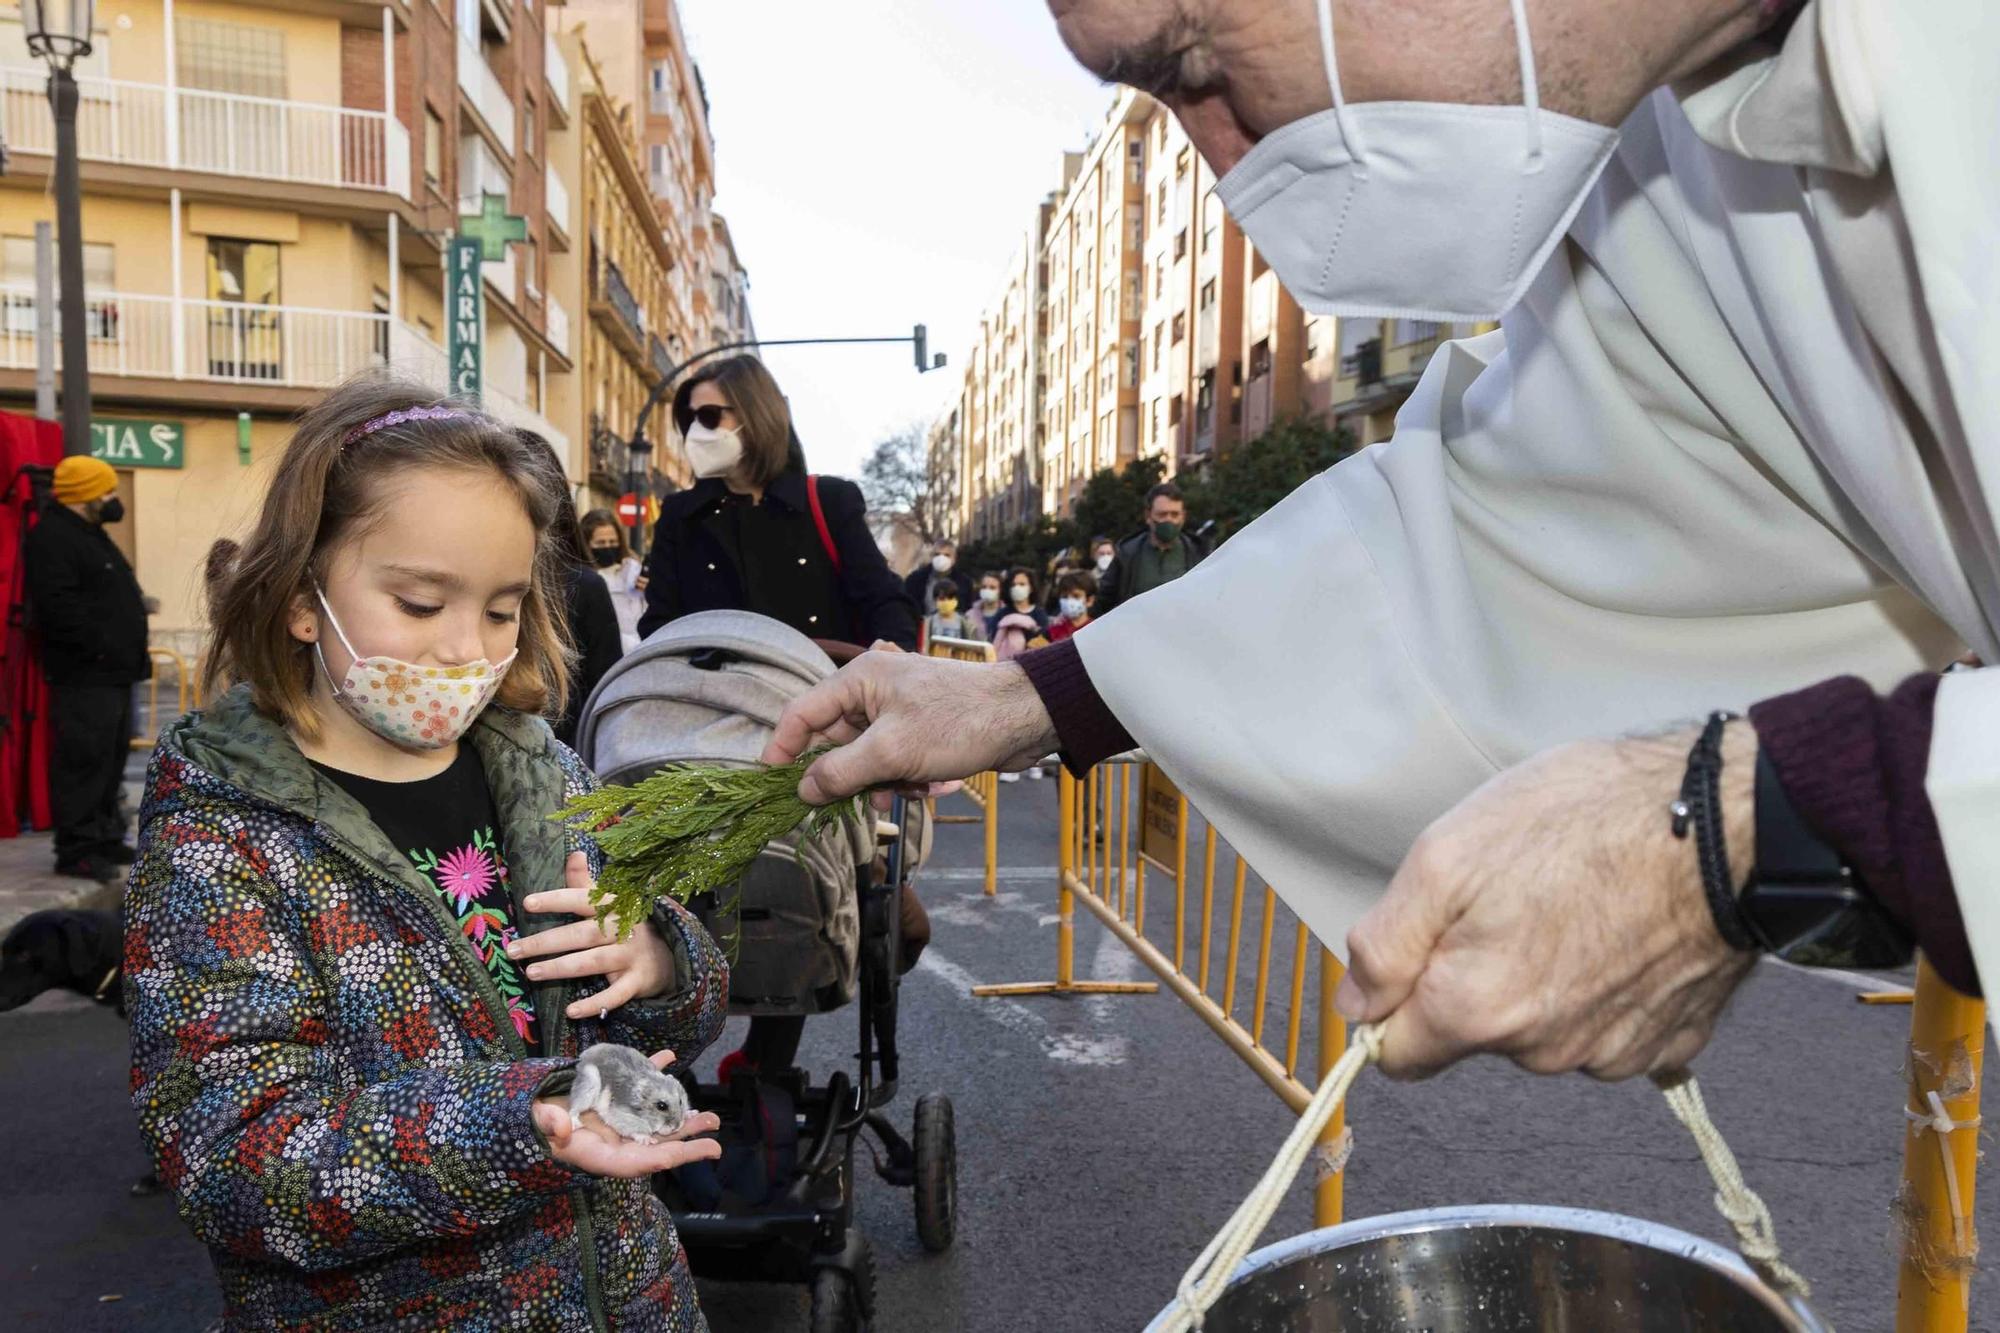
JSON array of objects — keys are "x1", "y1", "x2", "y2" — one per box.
[
  {"x1": 976, "y1": 753, "x2": 1351, "y2": 1229},
  {"x1": 947, "y1": 751, "x2": 1985, "y2": 1318},
  {"x1": 130, "y1": 646, "x2": 202, "y2": 751},
  {"x1": 924, "y1": 636, "x2": 1000, "y2": 895}
]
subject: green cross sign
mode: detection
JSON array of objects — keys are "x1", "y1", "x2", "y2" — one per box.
[{"x1": 460, "y1": 193, "x2": 528, "y2": 263}]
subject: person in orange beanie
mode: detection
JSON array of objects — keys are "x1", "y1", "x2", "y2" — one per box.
[{"x1": 26, "y1": 456, "x2": 149, "y2": 880}]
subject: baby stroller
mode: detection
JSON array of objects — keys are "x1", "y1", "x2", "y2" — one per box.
[{"x1": 577, "y1": 610, "x2": 957, "y2": 1331}]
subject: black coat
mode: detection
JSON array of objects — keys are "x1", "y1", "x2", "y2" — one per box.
[
  {"x1": 554, "y1": 561, "x2": 623, "y2": 746},
  {"x1": 637, "y1": 472, "x2": 919, "y2": 650},
  {"x1": 25, "y1": 504, "x2": 149, "y2": 686},
  {"x1": 1095, "y1": 527, "x2": 1210, "y2": 615},
  {"x1": 903, "y1": 564, "x2": 973, "y2": 615}
]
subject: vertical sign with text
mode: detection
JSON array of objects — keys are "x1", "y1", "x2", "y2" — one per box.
[{"x1": 447, "y1": 236, "x2": 484, "y2": 401}]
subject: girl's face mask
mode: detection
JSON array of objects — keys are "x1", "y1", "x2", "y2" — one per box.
[{"x1": 313, "y1": 582, "x2": 515, "y2": 750}]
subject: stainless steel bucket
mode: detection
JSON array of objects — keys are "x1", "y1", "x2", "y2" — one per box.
[{"x1": 1144, "y1": 1205, "x2": 1830, "y2": 1332}]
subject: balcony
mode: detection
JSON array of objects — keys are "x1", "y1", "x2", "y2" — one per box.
[
  {"x1": 591, "y1": 257, "x2": 646, "y2": 357},
  {"x1": 457, "y1": 40, "x2": 514, "y2": 156},
  {"x1": 0, "y1": 286, "x2": 387, "y2": 389},
  {"x1": 545, "y1": 163, "x2": 572, "y2": 246},
  {"x1": 648, "y1": 334, "x2": 674, "y2": 382},
  {"x1": 0, "y1": 67, "x2": 411, "y2": 199},
  {"x1": 545, "y1": 29, "x2": 571, "y2": 121}
]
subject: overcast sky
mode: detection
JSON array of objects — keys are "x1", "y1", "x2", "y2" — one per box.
[{"x1": 677, "y1": 0, "x2": 1112, "y2": 480}]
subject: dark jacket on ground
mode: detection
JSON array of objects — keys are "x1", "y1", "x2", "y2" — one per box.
[
  {"x1": 556, "y1": 561, "x2": 624, "y2": 746},
  {"x1": 637, "y1": 472, "x2": 918, "y2": 649},
  {"x1": 125, "y1": 686, "x2": 727, "y2": 1330},
  {"x1": 25, "y1": 503, "x2": 149, "y2": 685},
  {"x1": 1095, "y1": 527, "x2": 1210, "y2": 616},
  {"x1": 903, "y1": 564, "x2": 973, "y2": 616}
]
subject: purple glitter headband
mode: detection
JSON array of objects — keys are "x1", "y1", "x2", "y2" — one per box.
[{"x1": 342, "y1": 405, "x2": 472, "y2": 447}]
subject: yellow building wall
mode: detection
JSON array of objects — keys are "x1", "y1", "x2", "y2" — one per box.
[{"x1": 107, "y1": 1, "x2": 345, "y2": 105}]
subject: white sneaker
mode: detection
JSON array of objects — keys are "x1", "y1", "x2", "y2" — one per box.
[
  {"x1": 998, "y1": 771, "x2": 1022, "y2": 783},
  {"x1": 1026, "y1": 766, "x2": 1045, "y2": 780}
]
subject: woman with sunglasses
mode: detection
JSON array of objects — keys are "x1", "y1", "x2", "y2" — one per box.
[
  {"x1": 637, "y1": 355, "x2": 918, "y2": 652},
  {"x1": 636, "y1": 356, "x2": 923, "y2": 1084}
]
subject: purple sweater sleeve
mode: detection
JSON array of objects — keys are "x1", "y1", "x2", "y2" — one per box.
[
  {"x1": 1748, "y1": 673, "x2": 1976, "y2": 996},
  {"x1": 1018, "y1": 640, "x2": 1136, "y2": 774}
]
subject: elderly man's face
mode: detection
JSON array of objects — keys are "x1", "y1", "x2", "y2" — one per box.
[{"x1": 1047, "y1": 0, "x2": 1764, "y2": 176}]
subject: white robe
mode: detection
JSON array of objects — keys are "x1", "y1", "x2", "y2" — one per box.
[{"x1": 1074, "y1": 1, "x2": 2000, "y2": 989}]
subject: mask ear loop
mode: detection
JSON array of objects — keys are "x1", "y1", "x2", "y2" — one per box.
[
  {"x1": 1507, "y1": 0, "x2": 1547, "y2": 166},
  {"x1": 1315, "y1": 0, "x2": 1369, "y2": 173}
]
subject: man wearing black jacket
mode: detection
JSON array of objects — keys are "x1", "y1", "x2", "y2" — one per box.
[
  {"x1": 25, "y1": 457, "x2": 149, "y2": 881},
  {"x1": 1095, "y1": 482, "x2": 1208, "y2": 615}
]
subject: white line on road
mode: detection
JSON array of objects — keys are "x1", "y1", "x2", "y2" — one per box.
[
  {"x1": 920, "y1": 865, "x2": 1060, "y2": 882},
  {"x1": 911, "y1": 947, "x2": 1130, "y2": 1067},
  {"x1": 1763, "y1": 957, "x2": 1915, "y2": 995}
]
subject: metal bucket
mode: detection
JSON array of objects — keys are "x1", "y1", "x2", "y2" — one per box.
[{"x1": 1144, "y1": 1205, "x2": 1830, "y2": 1332}]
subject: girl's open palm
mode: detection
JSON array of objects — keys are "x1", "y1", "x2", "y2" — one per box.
[{"x1": 532, "y1": 1048, "x2": 721, "y2": 1178}]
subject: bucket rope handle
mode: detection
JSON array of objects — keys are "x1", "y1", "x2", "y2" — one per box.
[{"x1": 1158, "y1": 1024, "x2": 1810, "y2": 1333}]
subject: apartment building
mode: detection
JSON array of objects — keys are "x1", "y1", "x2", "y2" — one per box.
[
  {"x1": 550, "y1": 26, "x2": 678, "y2": 511},
  {"x1": 1039, "y1": 89, "x2": 1150, "y2": 519},
  {"x1": 0, "y1": 0, "x2": 575, "y2": 649}
]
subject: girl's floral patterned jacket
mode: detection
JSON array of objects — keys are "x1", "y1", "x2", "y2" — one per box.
[{"x1": 124, "y1": 684, "x2": 727, "y2": 1331}]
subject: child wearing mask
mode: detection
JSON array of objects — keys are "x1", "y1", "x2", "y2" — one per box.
[
  {"x1": 125, "y1": 381, "x2": 726, "y2": 1331},
  {"x1": 974, "y1": 570, "x2": 1008, "y2": 639},
  {"x1": 1049, "y1": 570, "x2": 1097, "y2": 642},
  {"x1": 924, "y1": 587, "x2": 985, "y2": 645}
]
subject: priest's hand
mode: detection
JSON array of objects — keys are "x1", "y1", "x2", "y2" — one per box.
[
  {"x1": 763, "y1": 655, "x2": 1057, "y2": 804},
  {"x1": 1336, "y1": 722, "x2": 1761, "y2": 1081}
]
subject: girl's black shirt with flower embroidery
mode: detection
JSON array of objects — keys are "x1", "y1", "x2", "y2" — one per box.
[{"x1": 311, "y1": 744, "x2": 539, "y2": 1047}]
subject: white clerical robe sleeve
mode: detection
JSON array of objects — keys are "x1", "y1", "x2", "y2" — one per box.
[{"x1": 1073, "y1": 108, "x2": 1962, "y2": 955}]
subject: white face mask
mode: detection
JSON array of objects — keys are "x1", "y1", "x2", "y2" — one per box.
[
  {"x1": 979, "y1": 587, "x2": 1000, "y2": 605},
  {"x1": 1059, "y1": 596, "x2": 1087, "y2": 620},
  {"x1": 1009, "y1": 584, "x2": 1033, "y2": 605},
  {"x1": 685, "y1": 422, "x2": 745, "y2": 480},
  {"x1": 313, "y1": 584, "x2": 515, "y2": 751},
  {"x1": 1214, "y1": 0, "x2": 1619, "y2": 323},
  {"x1": 1094, "y1": 553, "x2": 1114, "y2": 573},
  {"x1": 931, "y1": 553, "x2": 953, "y2": 573}
]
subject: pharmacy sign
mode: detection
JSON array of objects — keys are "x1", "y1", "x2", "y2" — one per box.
[{"x1": 447, "y1": 193, "x2": 528, "y2": 401}]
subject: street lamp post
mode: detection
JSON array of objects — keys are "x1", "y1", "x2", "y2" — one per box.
[{"x1": 24, "y1": 0, "x2": 96, "y2": 457}]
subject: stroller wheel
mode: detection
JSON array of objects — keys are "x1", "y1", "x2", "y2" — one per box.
[
  {"x1": 809, "y1": 1237, "x2": 875, "y2": 1333},
  {"x1": 913, "y1": 1093, "x2": 957, "y2": 1253}
]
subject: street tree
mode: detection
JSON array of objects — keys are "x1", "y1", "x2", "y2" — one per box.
[{"x1": 860, "y1": 421, "x2": 954, "y2": 548}]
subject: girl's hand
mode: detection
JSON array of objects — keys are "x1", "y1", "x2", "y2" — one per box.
[
  {"x1": 508, "y1": 852, "x2": 677, "y2": 1020},
  {"x1": 533, "y1": 1049, "x2": 722, "y2": 1177}
]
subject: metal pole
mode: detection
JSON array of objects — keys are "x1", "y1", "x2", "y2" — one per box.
[
  {"x1": 1896, "y1": 958, "x2": 1985, "y2": 1332},
  {"x1": 51, "y1": 66, "x2": 91, "y2": 456},
  {"x1": 33, "y1": 221, "x2": 56, "y2": 420}
]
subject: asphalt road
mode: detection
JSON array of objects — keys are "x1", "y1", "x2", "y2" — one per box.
[{"x1": 4, "y1": 776, "x2": 1995, "y2": 1331}]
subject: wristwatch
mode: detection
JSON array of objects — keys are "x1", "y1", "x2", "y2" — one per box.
[{"x1": 1736, "y1": 747, "x2": 1914, "y2": 969}]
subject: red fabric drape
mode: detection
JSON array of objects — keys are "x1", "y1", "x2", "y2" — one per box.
[{"x1": 0, "y1": 410, "x2": 62, "y2": 837}]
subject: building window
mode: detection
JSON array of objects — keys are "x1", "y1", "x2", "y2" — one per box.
[
  {"x1": 1156, "y1": 181, "x2": 1167, "y2": 226},
  {"x1": 1249, "y1": 337, "x2": 1272, "y2": 380},
  {"x1": 1130, "y1": 213, "x2": 1143, "y2": 248},
  {"x1": 424, "y1": 107, "x2": 444, "y2": 186},
  {"x1": 522, "y1": 96, "x2": 537, "y2": 161},
  {"x1": 1393, "y1": 319, "x2": 1444, "y2": 345},
  {"x1": 1168, "y1": 394, "x2": 1182, "y2": 427},
  {"x1": 1152, "y1": 323, "x2": 1163, "y2": 371},
  {"x1": 1200, "y1": 278, "x2": 1216, "y2": 309},
  {"x1": 1196, "y1": 371, "x2": 1214, "y2": 433},
  {"x1": 2, "y1": 235, "x2": 114, "y2": 335},
  {"x1": 371, "y1": 286, "x2": 391, "y2": 363},
  {"x1": 177, "y1": 17, "x2": 286, "y2": 96},
  {"x1": 1123, "y1": 341, "x2": 1139, "y2": 388},
  {"x1": 204, "y1": 238, "x2": 283, "y2": 380},
  {"x1": 1172, "y1": 312, "x2": 1185, "y2": 344},
  {"x1": 1174, "y1": 229, "x2": 1188, "y2": 260}
]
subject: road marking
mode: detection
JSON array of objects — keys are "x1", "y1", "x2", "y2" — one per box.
[
  {"x1": 911, "y1": 948, "x2": 1129, "y2": 1067},
  {"x1": 920, "y1": 865, "x2": 1060, "y2": 882},
  {"x1": 1763, "y1": 957, "x2": 1915, "y2": 995}
]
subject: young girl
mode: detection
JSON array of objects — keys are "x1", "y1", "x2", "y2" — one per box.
[{"x1": 124, "y1": 380, "x2": 727, "y2": 1331}]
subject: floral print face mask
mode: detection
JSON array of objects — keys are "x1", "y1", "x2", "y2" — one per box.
[{"x1": 313, "y1": 582, "x2": 516, "y2": 750}]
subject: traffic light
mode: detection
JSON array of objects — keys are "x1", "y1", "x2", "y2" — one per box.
[{"x1": 913, "y1": 323, "x2": 927, "y2": 372}]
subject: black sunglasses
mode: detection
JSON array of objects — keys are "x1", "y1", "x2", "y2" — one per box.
[{"x1": 685, "y1": 404, "x2": 733, "y2": 431}]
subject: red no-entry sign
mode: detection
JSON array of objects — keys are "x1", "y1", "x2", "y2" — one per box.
[{"x1": 617, "y1": 493, "x2": 641, "y2": 527}]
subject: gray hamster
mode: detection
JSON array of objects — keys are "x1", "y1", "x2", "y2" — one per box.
[{"x1": 569, "y1": 1043, "x2": 692, "y2": 1144}]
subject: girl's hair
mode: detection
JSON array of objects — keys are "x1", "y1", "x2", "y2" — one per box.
[
  {"x1": 202, "y1": 376, "x2": 574, "y2": 739},
  {"x1": 671, "y1": 354, "x2": 794, "y2": 488},
  {"x1": 579, "y1": 508, "x2": 631, "y2": 560},
  {"x1": 979, "y1": 570, "x2": 1005, "y2": 587}
]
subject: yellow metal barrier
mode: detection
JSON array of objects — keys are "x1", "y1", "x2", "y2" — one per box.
[
  {"x1": 925, "y1": 636, "x2": 1001, "y2": 895},
  {"x1": 1897, "y1": 959, "x2": 1985, "y2": 1332},
  {"x1": 130, "y1": 646, "x2": 198, "y2": 751},
  {"x1": 978, "y1": 755, "x2": 1349, "y2": 1228}
]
